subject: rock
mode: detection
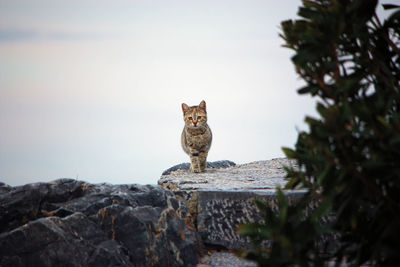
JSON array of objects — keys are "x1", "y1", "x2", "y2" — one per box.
[
  {"x1": 162, "y1": 160, "x2": 236, "y2": 176},
  {"x1": 1, "y1": 158, "x2": 309, "y2": 266},
  {"x1": 159, "y1": 158, "x2": 307, "y2": 250},
  {"x1": 196, "y1": 190, "x2": 307, "y2": 249},
  {"x1": 197, "y1": 251, "x2": 257, "y2": 267},
  {"x1": 0, "y1": 213, "x2": 130, "y2": 267},
  {"x1": 159, "y1": 158, "x2": 297, "y2": 191},
  {"x1": 0, "y1": 182, "x2": 11, "y2": 194},
  {"x1": 0, "y1": 179, "x2": 201, "y2": 267},
  {"x1": 209, "y1": 252, "x2": 257, "y2": 267}
]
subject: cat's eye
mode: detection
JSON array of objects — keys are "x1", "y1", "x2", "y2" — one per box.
[
  {"x1": 197, "y1": 116, "x2": 202, "y2": 119},
  {"x1": 188, "y1": 117, "x2": 193, "y2": 120}
]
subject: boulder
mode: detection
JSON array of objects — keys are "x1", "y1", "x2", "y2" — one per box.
[
  {"x1": 159, "y1": 158, "x2": 306, "y2": 249},
  {"x1": 0, "y1": 179, "x2": 201, "y2": 267},
  {"x1": 158, "y1": 158, "x2": 295, "y2": 191},
  {"x1": 162, "y1": 160, "x2": 236, "y2": 176}
]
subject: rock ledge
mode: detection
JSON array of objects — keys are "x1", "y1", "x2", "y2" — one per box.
[
  {"x1": 158, "y1": 158, "x2": 305, "y2": 251},
  {"x1": 158, "y1": 158, "x2": 297, "y2": 191}
]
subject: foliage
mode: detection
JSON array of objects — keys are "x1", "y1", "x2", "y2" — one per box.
[
  {"x1": 237, "y1": 189, "x2": 330, "y2": 266},
  {"x1": 239, "y1": 0, "x2": 400, "y2": 265}
]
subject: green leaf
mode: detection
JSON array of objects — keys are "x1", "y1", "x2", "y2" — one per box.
[
  {"x1": 276, "y1": 189, "x2": 289, "y2": 224},
  {"x1": 311, "y1": 198, "x2": 332, "y2": 220},
  {"x1": 382, "y1": 4, "x2": 400, "y2": 10},
  {"x1": 297, "y1": 85, "x2": 320, "y2": 95},
  {"x1": 282, "y1": 147, "x2": 296, "y2": 158}
]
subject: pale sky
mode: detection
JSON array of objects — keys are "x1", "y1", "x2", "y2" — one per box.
[{"x1": 0, "y1": 0, "x2": 320, "y2": 186}]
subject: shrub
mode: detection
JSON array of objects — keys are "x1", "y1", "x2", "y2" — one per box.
[{"x1": 239, "y1": 0, "x2": 400, "y2": 265}]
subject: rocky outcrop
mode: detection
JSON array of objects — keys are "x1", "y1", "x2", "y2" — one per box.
[
  {"x1": 158, "y1": 158, "x2": 296, "y2": 191},
  {"x1": 0, "y1": 179, "x2": 200, "y2": 267},
  {"x1": 159, "y1": 158, "x2": 305, "y2": 250},
  {"x1": 0, "y1": 158, "x2": 304, "y2": 266},
  {"x1": 162, "y1": 161, "x2": 236, "y2": 176}
]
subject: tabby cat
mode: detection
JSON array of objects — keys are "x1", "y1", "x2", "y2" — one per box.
[{"x1": 181, "y1": 100, "x2": 212, "y2": 173}]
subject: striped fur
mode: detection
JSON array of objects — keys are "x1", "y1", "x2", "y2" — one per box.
[{"x1": 181, "y1": 100, "x2": 212, "y2": 173}]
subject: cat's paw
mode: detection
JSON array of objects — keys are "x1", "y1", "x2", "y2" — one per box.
[
  {"x1": 190, "y1": 165, "x2": 201, "y2": 173},
  {"x1": 200, "y1": 162, "x2": 207, "y2": 172}
]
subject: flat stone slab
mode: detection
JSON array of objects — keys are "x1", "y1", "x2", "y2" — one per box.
[
  {"x1": 162, "y1": 160, "x2": 236, "y2": 176},
  {"x1": 158, "y1": 158, "x2": 298, "y2": 191}
]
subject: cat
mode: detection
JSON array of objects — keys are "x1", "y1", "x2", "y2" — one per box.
[{"x1": 181, "y1": 100, "x2": 212, "y2": 173}]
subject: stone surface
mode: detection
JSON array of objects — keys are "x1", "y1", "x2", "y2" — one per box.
[
  {"x1": 159, "y1": 158, "x2": 307, "y2": 250},
  {"x1": 209, "y1": 252, "x2": 257, "y2": 267},
  {"x1": 158, "y1": 158, "x2": 297, "y2": 191},
  {"x1": 197, "y1": 252, "x2": 257, "y2": 267},
  {"x1": 162, "y1": 160, "x2": 236, "y2": 176},
  {"x1": 0, "y1": 179, "x2": 200, "y2": 267},
  {"x1": 196, "y1": 190, "x2": 307, "y2": 249}
]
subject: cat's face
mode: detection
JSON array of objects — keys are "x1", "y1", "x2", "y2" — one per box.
[{"x1": 182, "y1": 100, "x2": 208, "y2": 129}]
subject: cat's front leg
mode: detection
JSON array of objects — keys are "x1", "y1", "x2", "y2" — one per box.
[
  {"x1": 189, "y1": 151, "x2": 201, "y2": 173},
  {"x1": 199, "y1": 151, "x2": 208, "y2": 172}
]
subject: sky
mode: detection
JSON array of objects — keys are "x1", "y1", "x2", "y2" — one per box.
[{"x1": 0, "y1": 0, "x2": 321, "y2": 186}]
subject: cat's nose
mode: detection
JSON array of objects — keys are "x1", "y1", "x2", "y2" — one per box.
[{"x1": 193, "y1": 121, "x2": 198, "y2": 126}]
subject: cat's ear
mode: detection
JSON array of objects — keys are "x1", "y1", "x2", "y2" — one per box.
[
  {"x1": 199, "y1": 100, "x2": 206, "y2": 112},
  {"x1": 182, "y1": 103, "x2": 190, "y2": 114}
]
